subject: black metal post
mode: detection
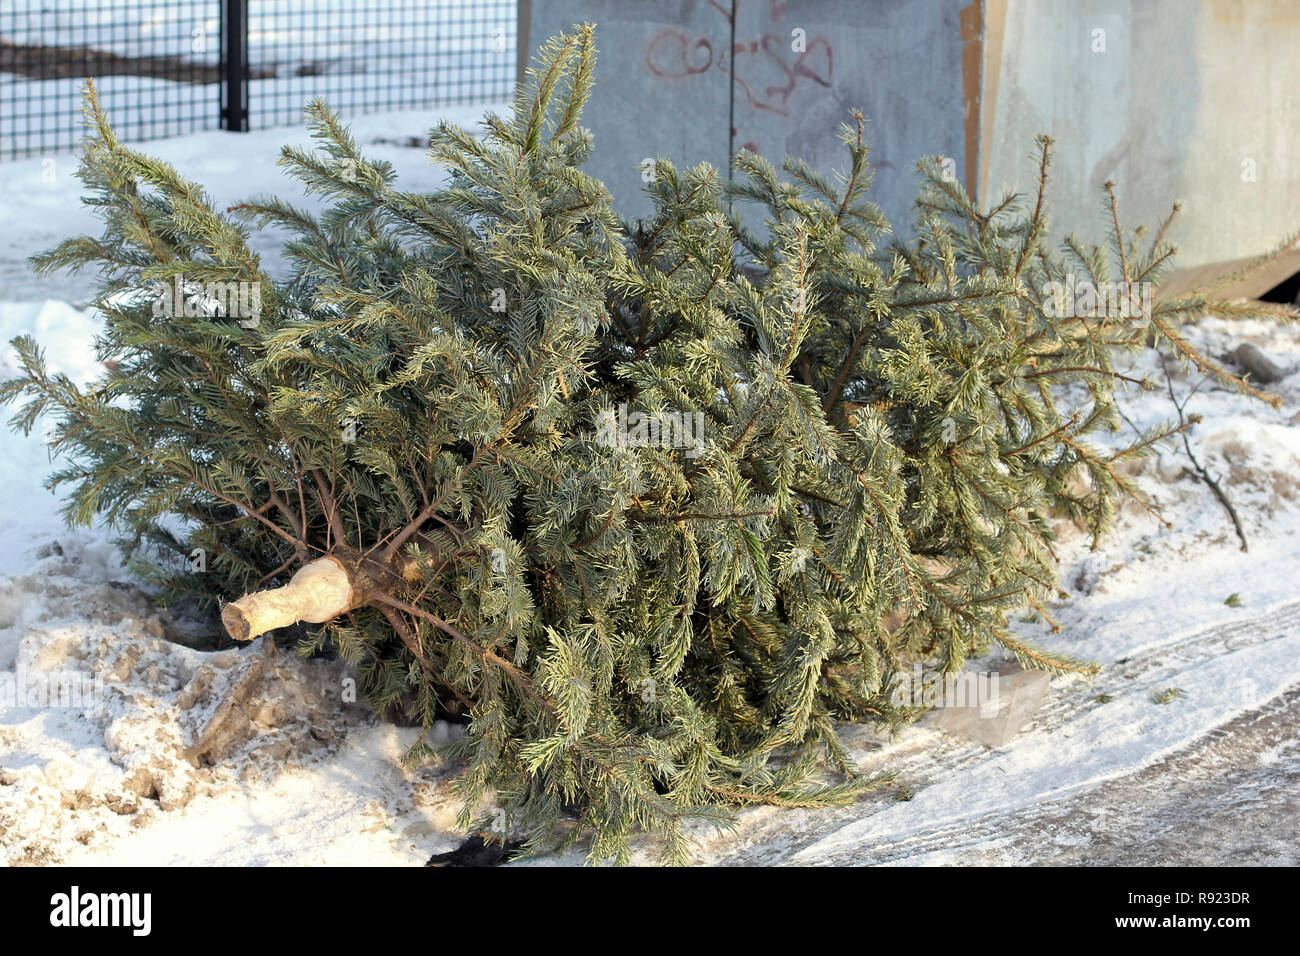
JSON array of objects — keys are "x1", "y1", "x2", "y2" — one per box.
[{"x1": 220, "y1": 0, "x2": 248, "y2": 131}]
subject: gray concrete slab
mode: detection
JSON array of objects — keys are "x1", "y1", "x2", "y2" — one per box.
[{"x1": 527, "y1": 0, "x2": 971, "y2": 232}]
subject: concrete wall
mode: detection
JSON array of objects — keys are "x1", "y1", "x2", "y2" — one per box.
[
  {"x1": 525, "y1": 0, "x2": 972, "y2": 230},
  {"x1": 525, "y1": 1, "x2": 731, "y2": 223},
  {"x1": 524, "y1": 1, "x2": 1300, "y2": 289},
  {"x1": 983, "y1": 0, "x2": 1300, "y2": 291}
]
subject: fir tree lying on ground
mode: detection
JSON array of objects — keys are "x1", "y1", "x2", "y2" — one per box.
[{"x1": 4, "y1": 26, "x2": 1295, "y2": 863}]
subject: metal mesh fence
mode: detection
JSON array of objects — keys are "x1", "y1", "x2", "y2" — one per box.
[
  {"x1": 247, "y1": 1, "x2": 516, "y2": 130},
  {"x1": 0, "y1": 0, "x2": 517, "y2": 160},
  {"x1": 0, "y1": 0, "x2": 222, "y2": 159}
]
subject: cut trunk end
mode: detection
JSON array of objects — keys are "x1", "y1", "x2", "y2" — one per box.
[{"x1": 222, "y1": 555, "x2": 356, "y2": 642}]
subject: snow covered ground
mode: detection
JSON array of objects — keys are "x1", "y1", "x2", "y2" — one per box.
[{"x1": 1, "y1": 110, "x2": 1299, "y2": 866}]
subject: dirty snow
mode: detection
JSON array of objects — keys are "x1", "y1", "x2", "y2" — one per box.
[{"x1": 2, "y1": 112, "x2": 1299, "y2": 866}]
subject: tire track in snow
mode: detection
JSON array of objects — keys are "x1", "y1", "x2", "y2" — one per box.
[
  {"x1": 798, "y1": 683, "x2": 1300, "y2": 866},
  {"x1": 696, "y1": 599, "x2": 1300, "y2": 865}
]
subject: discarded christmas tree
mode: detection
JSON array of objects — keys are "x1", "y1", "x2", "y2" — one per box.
[{"x1": 5, "y1": 25, "x2": 1295, "y2": 863}]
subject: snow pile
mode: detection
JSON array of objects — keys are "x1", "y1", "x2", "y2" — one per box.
[
  {"x1": 0, "y1": 299, "x2": 466, "y2": 864},
  {"x1": 0, "y1": 531, "x2": 474, "y2": 866}
]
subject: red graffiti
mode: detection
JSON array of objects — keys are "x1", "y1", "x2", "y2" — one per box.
[
  {"x1": 644, "y1": 1, "x2": 833, "y2": 120},
  {"x1": 646, "y1": 30, "x2": 715, "y2": 78},
  {"x1": 731, "y1": 33, "x2": 833, "y2": 117},
  {"x1": 794, "y1": 37, "x2": 832, "y2": 87},
  {"x1": 644, "y1": 2, "x2": 835, "y2": 129}
]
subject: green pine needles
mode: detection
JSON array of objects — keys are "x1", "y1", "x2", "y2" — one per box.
[{"x1": 5, "y1": 25, "x2": 1295, "y2": 863}]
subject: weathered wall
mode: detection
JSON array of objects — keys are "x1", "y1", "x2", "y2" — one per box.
[
  {"x1": 523, "y1": 0, "x2": 1300, "y2": 288},
  {"x1": 525, "y1": 0, "x2": 973, "y2": 230},
  {"x1": 525, "y1": 1, "x2": 731, "y2": 223},
  {"x1": 984, "y1": 0, "x2": 1300, "y2": 287}
]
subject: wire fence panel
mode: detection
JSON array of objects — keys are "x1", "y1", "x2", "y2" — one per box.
[
  {"x1": 0, "y1": 0, "x2": 517, "y2": 161},
  {"x1": 1, "y1": 0, "x2": 222, "y2": 159},
  {"x1": 246, "y1": 0, "x2": 516, "y2": 130}
]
